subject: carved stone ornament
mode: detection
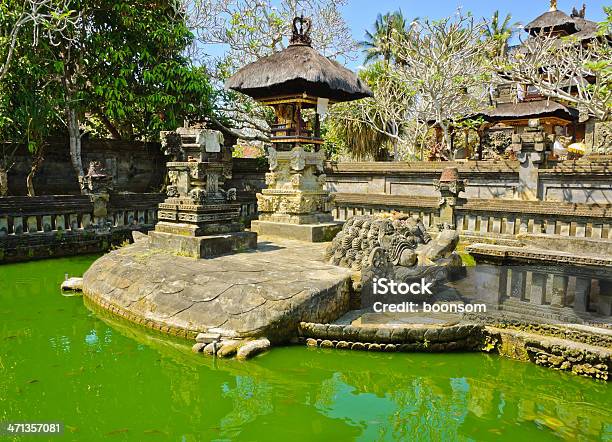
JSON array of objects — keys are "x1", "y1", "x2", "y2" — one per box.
[
  {"x1": 268, "y1": 146, "x2": 278, "y2": 171},
  {"x1": 290, "y1": 15, "x2": 312, "y2": 46},
  {"x1": 290, "y1": 146, "x2": 306, "y2": 171},
  {"x1": 84, "y1": 161, "x2": 113, "y2": 194}
]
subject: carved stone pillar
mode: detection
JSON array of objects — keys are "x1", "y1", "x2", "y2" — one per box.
[
  {"x1": 251, "y1": 145, "x2": 342, "y2": 242},
  {"x1": 84, "y1": 161, "x2": 113, "y2": 232},
  {"x1": 257, "y1": 145, "x2": 333, "y2": 224},
  {"x1": 512, "y1": 121, "x2": 549, "y2": 201},
  {"x1": 149, "y1": 128, "x2": 257, "y2": 258}
]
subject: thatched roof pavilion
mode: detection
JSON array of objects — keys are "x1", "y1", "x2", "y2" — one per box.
[
  {"x1": 525, "y1": 9, "x2": 578, "y2": 35},
  {"x1": 477, "y1": 101, "x2": 579, "y2": 123},
  {"x1": 226, "y1": 17, "x2": 372, "y2": 102}
]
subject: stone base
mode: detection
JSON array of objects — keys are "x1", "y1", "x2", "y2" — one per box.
[
  {"x1": 154, "y1": 221, "x2": 244, "y2": 237},
  {"x1": 82, "y1": 237, "x2": 352, "y2": 343},
  {"x1": 149, "y1": 230, "x2": 257, "y2": 258},
  {"x1": 251, "y1": 220, "x2": 343, "y2": 243},
  {"x1": 258, "y1": 212, "x2": 335, "y2": 224}
]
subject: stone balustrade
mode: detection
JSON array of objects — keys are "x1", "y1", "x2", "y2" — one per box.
[
  {"x1": 0, "y1": 195, "x2": 94, "y2": 235},
  {"x1": 456, "y1": 199, "x2": 612, "y2": 240},
  {"x1": 467, "y1": 263, "x2": 612, "y2": 319},
  {"x1": 332, "y1": 193, "x2": 440, "y2": 228},
  {"x1": 329, "y1": 192, "x2": 612, "y2": 241},
  {"x1": 0, "y1": 193, "x2": 163, "y2": 263}
]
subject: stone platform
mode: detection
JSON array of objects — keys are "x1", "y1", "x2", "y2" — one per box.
[
  {"x1": 82, "y1": 236, "x2": 352, "y2": 343},
  {"x1": 251, "y1": 220, "x2": 343, "y2": 242}
]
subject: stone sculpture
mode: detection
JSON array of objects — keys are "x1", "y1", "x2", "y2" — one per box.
[
  {"x1": 325, "y1": 213, "x2": 463, "y2": 302},
  {"x1": 593, "y1": 121, "x2": 612, "y2": 155},
  {"x1": 149, "y1": 127, "x2": 257, "y2": 258}
]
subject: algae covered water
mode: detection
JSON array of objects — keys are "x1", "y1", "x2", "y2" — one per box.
[{"x1": 0, "y1": 256, "x2": 610, "y2": 441}]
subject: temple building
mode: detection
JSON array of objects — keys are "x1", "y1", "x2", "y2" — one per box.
[{"x1": 473, "y1": 1, "x2": 603, "y2": 159}]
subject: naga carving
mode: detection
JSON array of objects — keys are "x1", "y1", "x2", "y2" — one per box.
[{"x1": 326, "y1": 213, "x2": 463, "y2": 302}]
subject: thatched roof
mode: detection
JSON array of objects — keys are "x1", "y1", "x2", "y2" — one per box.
[
  {"x1": 225, "y1": 44, "x2": 373, "y2": 102},
  {"x1": 524, "y1": 10, "x2": 577, "y2": 34},
  {"x1": 477, "y1": 101, "x2": 578, "y2": 122},
  {"x1": 572, "y1": 17, "x2": 600, "y2": 40}
]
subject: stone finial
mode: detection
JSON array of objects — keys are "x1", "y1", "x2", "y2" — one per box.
[
  {"x1": 434, "y1": 167, "x2": 465, "y2": 229},
  {"x1": 434, "y1": 167, "x2": 465, "y2": 198},
  {"x1": 549, "y1": 0, "x2": 557, "y2": 11},
  {"x1": 439, "y1": 167, "x2": 459, "y2": 183},
  {"x1": 290, "y1": 15, "x2": 312, "y2": 46}
]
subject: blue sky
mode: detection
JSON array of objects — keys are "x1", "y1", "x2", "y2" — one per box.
[
  {"x1": 343, "y1": 0, "x2": 608, "y2": 67},
  {"x1": 201, "y1": 1, "x2": 608, "y2": 68}
]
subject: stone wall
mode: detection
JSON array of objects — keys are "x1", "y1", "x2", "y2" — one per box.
[
  {"x1": 227, "y1": 158, "x2": 268, "y2": 225},
  {"x1": 325, "y1": 161, "x2": 520, "y2": 200},
  {"x1": 538, "y1": 159, "x2": 612, "y2": 204},
  {"x1": 228, "y1": 157, "x2": 612, "y2": 241},
  {"x1": 4, "y1": 138, "x2": 166, "y2": 196},
  {"x1": 325, "y1": 157, "x2": 612, "y2": 205}
]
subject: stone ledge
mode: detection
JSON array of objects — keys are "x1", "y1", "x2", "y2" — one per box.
[
  {"x1": 251, "y1": 220, "x2": 343, "y2": 242},
  {"x1": 325, "y1": 160, "x2": 519, "y2": 174},
  {"x1": 466, "y1": 243, "x2": 612, "y2": 267},
  {"x1": 298, "y1": 320, "x2": 611, "y2": 380}
]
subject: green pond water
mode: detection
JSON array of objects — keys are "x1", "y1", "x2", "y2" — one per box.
[{"x1": 1, "y1": 255, "x2": 611, "y2": 442}]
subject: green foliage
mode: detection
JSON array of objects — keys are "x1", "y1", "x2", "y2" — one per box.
[
  {"x1": 0, "y1": 4, "x2": 62, "y2": 158},
  {"x1": 65, "y1": 0, "x2": 213, "y2": 140},
  {"x1": 361, "y1": 10, "x2": 412, "y2": 64},
  {"x1": 483, "y1": 11, "x2": 518, "y2": 57},
  {"x1": 0, "y1": 0, "x2": 214, "y2": 145}
]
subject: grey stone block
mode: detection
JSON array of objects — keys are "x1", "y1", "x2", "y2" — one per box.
[{"x1": 251, "y1": 220, "x2": 343, "y2": 243}]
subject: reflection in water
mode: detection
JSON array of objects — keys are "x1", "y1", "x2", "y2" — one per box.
[{"x1": 0, "y1": 255, "x2": 611, "y2": 441}]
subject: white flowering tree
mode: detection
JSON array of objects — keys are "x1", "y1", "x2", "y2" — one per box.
[
  {"x1": 391, "y1": 12, "x2": 493, "y2": 155},
  {"x1": 493, "y1": 28, "x2": 611, "y2": 122}
]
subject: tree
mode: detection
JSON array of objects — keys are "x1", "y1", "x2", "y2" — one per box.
[
  {"x1": 328, "y1": 61, "x2": 428, "y2": 161},
  {"x1": 0, "y1": 0, "x2": 76, "y2": 195},
  {"x1": 0, "y1": 5, "x2": 68, "y2": 197},
  {"x1": 0, "y1": 0, "x2": 78, "y2": 82},
  {"x1": 0, "y1": 52, "x2": 61, "y2": 196},
  {"x1": 494, "y1": 10, "x2": 611, "y2": 121},
  {"x1": 484, "y1": 11, "x2": 518, "y2": 57},
  {"x1": 392, "y1": 12, "x2": 494, "y2": 154},
  {"x1": 0, "y1": 0, "x2": 214, "y2": 195},
  {"x1": 361, "y1": 11, "x2": 409, "y2": 64}
]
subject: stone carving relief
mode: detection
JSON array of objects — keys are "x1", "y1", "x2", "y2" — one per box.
[
  {"x1": 290, "y1": 146, "x2": 306, "y2": 171},
  {"x1": 258, "y1": 143, "x2": 333, "y2": 224},
  {"x1": 482, "y1": 129, "x2": 513, "y2": 159},
  {"x1": 593, "y1": 121, "x2": 612, "y2": 155},
  {"x1": 268, "y1": 146, "x2": 278, "y2": 171}
]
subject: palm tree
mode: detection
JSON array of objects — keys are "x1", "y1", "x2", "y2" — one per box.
[
  {"x1": 361, "y1": 10, "x2": 410, "y2": 65},
  {"x1": 484, "y1": 11, "x2": 519, "y2": 57}
]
